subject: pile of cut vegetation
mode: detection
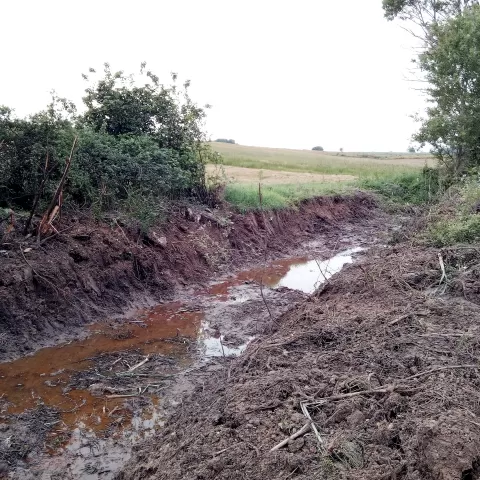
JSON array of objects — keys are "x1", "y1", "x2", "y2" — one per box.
[{"x1": 118, "y1": 239, "x2": 480, "y2": 480}]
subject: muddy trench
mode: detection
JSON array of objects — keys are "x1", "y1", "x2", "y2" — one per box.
[{"x1": 0, "y1": 197, "x2": 390, "y2": 479}]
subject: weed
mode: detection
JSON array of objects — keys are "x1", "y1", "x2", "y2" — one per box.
[{"x1": 427, "y1": 215, "x2": 480, "y2": 247}]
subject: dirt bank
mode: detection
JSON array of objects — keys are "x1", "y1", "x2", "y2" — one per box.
[
  {"x1": 0, "y1": 193, "x2": 375, "y2": 361},
  {"x1": 0, "y1": 192, "x2": 388, "y2": 478},
  {"x1": 118, "y1": 243, "x2": 480, "y2": 480}
]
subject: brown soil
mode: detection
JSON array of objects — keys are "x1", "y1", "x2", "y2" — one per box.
[
  {"x1": 117, "y1": 244, "x2": 480, "y2": 480},
  {"x1": 0, "y1": 193, "x2": 375, "y2": 361}
]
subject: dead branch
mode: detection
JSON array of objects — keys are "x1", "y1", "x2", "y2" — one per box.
[
  {"x1": 127, "y1": 355, "x2": 149, "y2": 372},
  {"x1": 403, "y1": 364, "x2": 479, "y2": 381},
  {"x1": 305, "y1": 365, "x2": 479, "y2": 407},
  {"x1": 38, "y1": 136, "x2": 78, "y2": 241},
  {"x1": 270, "y1": 421, "x2": 312, "y2": 452}
]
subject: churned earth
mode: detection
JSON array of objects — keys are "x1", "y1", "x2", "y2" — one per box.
[{"x1": 0, "y1": 193, "x2": 388, "y2": 478}]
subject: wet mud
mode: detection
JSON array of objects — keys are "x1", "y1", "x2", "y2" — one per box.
[
  {"x1": 119, "y1": 243, "x2": 480, "y2": 480},
  {"x1": 0, "y1": 194, "x2": 387, "y2": 478},
  {"x1": 0, "y1": 236, "x2": 375, "y2": 478}
]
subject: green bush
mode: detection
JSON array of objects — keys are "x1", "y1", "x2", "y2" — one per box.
[
  {"x1": 427, "y1": 215, "x2": 480, "y2": 246},
  {"x1": 0, "y1": 65, "x2": 220, "y2": 220},
  {"x1": 312, "y1": 146, "x2": 324, "y2": 151},
  {"x1": 360, "y1": 167, "x2": 443, "y2": 204}
]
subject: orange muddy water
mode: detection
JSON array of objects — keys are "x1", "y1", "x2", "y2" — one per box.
[{"x1": 0, "y1": 303, "x2": 203, "y2": 432}]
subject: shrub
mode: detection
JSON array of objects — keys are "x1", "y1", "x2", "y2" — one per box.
[
  {"x1": 215, "y1": 138, "x2": 236, "y2": 144},
  {"x1": 0, "y1": 65, "x2": 221, "y2": 220},
  {"x1": 361, "y1": 167, "x2": 444, "y2": 205},
  {"x1": 312, "y1": 146, "x2": 324, "y2": 151},
  {"x1": 427, "y1": 215, "x2": 480, "y2": 246}
]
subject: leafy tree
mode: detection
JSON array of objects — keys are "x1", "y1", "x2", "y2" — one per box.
[
  {"x1": 382, "y1": 0, "x2": 479, "y2": 44},
  {"x1": 414, "y1": 6, "x2": 480, "y2": 176},
  {"x1": 408, "y1": 146, "x2": 416, "y2": 153},
  {"x1": 0, "y1": 64, "x2": 220, "y2": 221},
  {"x1": 312, "y1": 146, "x2": 324, "y2": 151},
  {"x1": 214, "y1": 138, "x2": 236, "y2": 144}
]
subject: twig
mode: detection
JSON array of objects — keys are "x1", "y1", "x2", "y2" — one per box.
[
  {"x1": 40, "y1": 224, "x2": 76, "y2": 245},
  {"x1": 418, "y1": 333, "x2": 475, "y2": 338},
  {"x1": 388, "y1": 314, "x2": 411, "y2": 327},
  {"x1": 108, "y1": 406, "x2": 121, "y2": 417},
  {"x1": 219, "y1": 335, "x2": 226, "y2": 359},
  {"x1": 270, "y1": 421, "x2": 312, "y2": 452},
  {"x1": 58, "y1": 399, "x2": 86, "y2": 413},
  {"x1": 403, "y1": 364, "x2": 479, "y2": 381},
  {"x1": 127, "y1": 355, "x2": 149, "y2": 373},
  {"x1": 437, "y1": 252, "x2": 447, "y2": 291},
  {"x1": 257, "y1": 182, "x2": 277, "y2": 326},
  {"x1": 113, "y1": 218, "x2": 130, "y2": 242},
  {"x1": 106, "y1": 393, "x2": 139, "y2": 399}
]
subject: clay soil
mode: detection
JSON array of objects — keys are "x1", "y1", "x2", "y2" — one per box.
[
  {"x1": 117, "y1": 243, "x2": 480, "y2": 480},
  {"x1": 0, "y1": 193, "x2": 375, "y2": 361}
]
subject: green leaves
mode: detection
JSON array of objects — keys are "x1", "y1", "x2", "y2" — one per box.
[
  {"x1": 0, "y1": 64, "x2": 217, "y2": 217},
  {"x1": 414, "y1": 6, "x2": 480, "y2": 177}
]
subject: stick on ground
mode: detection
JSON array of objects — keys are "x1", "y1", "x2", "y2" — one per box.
[{"x1": 270, "y1": 421, "x2": 312, "y2": 452}]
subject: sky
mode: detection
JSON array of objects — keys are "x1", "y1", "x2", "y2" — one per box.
[{"x1": 0, "y1": 0, "x2": 425, "y2": 152}]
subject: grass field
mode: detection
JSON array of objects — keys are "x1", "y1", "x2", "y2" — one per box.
[
  {"x1": 208, "y1": 143, "x2": 435, "y2": 211},
  {"x1": 210, "y1": 142, "x2": 434, "y2": 177}
]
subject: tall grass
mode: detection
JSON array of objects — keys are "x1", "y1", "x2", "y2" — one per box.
[
  {"x1": 224, "y1": 182, "x2": 354, "y2": 211},
  {"x1": 360, "y1": 168, "x2": 443, "y2": 205}
]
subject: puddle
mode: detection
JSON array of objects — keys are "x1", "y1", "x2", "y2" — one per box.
[
  {"x1": 274, "y1": 247, "x2": 364, "y2": 294},
  {"x1": 198, "y1": 321, "x2": 254, "y2": 357},
  {"x1": 0, "y1": 303, "x2": 203, "y2": 432},
  {"x1": 205, "y1": 247, "x2": 364, "y2": 298},
  {"x1": 203, "y1": 256, "x2": 310, "y2": 299}
]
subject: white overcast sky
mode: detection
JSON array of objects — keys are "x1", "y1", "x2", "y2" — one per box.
[{"x1": 1, "y1": 0, "x2": 425, "y2": 152}]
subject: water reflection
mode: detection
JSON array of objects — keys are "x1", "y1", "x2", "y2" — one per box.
[{"x1": 274, "y1": 247, "x2": 364, "y2": 294}]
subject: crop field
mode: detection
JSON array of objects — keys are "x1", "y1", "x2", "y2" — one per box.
[
  {"x1": 210, "y1": 142, "x2": 434, "y2": 177},
  {"x1": 209, "y1": 143, "x2": 435, "y2": 210}
]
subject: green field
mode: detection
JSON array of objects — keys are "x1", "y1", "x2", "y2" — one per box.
[
  {"x1": 210, "y1": 142, "x2": 433, "y2": 177},
  {"x1": 209, "y1": 142, "x2": 435, "y2": 211}
]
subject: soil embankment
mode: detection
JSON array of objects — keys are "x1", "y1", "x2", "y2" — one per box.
[
  {"x1": 0, "y1": 193, "x2": 375, "y2": 361},
  {"x1": 0, "y1": 193, "x2": 386, "y2": 478},
  {"x1": 118, "y1": 242, "x2": 480, "y2": 479}
]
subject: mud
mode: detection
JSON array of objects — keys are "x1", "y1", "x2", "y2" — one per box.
[
  {"x1": 117, "y1": 244, "x2": 480, "y2": 480},
  {"x1": 0, "y1": 193, "x2": 376, "y2": 362},
  {"x1": 0, "y1": 195, "x2": 385, "y2": 478}
]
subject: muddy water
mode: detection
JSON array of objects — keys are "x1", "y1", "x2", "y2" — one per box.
[
  {"x1": 0, "y1": 247, "x2": 364, "y2": 478},
  {"x1": 0, "y1": 303, "x2": 202, "y2": 431}
]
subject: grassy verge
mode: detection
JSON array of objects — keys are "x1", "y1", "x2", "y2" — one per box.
[
  {"x1": 422, "y1": 180, "x2": 480, "y2": 246},
  {"x1": 224, "y1": 182, "x2": 353, "y2": 211},
  {"x1": 359, "y1": 168, "x2": 443, "y2": 205}
]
